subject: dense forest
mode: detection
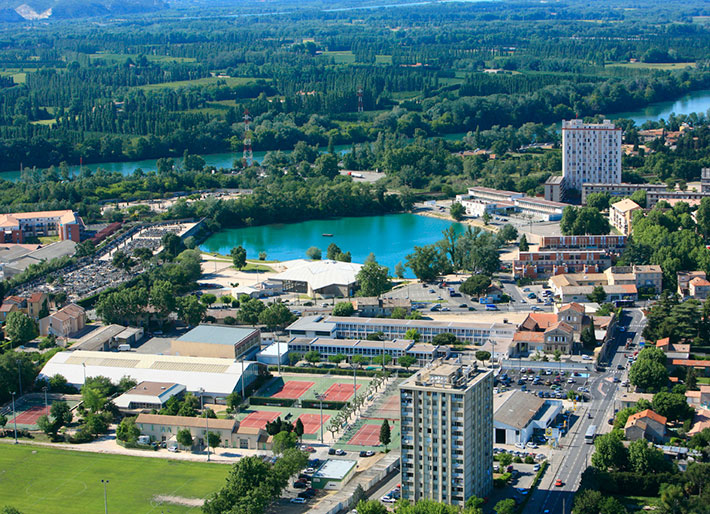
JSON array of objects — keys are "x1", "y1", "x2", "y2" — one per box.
[{"x1": 0, "y1": 0, "x2": 709, "y2": 173}]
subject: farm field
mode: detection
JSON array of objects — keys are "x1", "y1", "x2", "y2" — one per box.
[
  {"x1": 0, "y1": 444, "x2": 228, "y2": 514},
  {"x1": 137, "y1": 76, "x2": 263, "y2": 91}
]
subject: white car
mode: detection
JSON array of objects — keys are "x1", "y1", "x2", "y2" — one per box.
[
  {"x1": 515, "y1": 442, "x2": 526, "y2": 450},
  {"x1": 582, "y1": 355, "x2": 591, "y2": 361},
  {"x1": 381, "y1": 496, "x2": 396, "y2": 503},
  {"x1": 526, "y1": 442, "x2": 538, "y2": 449}
]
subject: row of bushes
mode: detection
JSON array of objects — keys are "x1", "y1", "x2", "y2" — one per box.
[
  {"x1": 301, "y1": 399, "x2": 349, "y2": 410},
  {"x1": 249, "y1": 396, "x2": 296, "y2": 407},
  {"x1": 580, "y1": 468, "x2": 683, "y2": 497},
  {"x1": 266, "y1": 365, "x2": 413, "y2": 378}
]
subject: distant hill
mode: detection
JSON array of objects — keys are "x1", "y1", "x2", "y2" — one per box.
[{"x1": 0, "y1": 0, "x2": 168, "y2": 21}]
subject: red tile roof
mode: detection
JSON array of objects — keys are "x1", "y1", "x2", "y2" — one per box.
[
  {"x1": 626, "y1": 409, "x2": 667, "y2": 427},
  {"x1": 656, "y1": 337, "x2": 670, "y2": 348},
  {"x1": 558, "y1": 302, "x2": 584, "y2": 314},
  {"x1": 672, "y1": 359, "x2": 710, "y2": 368},
  {"x1": 513, "y1": 331, "x2": 545, "y2": 343}
]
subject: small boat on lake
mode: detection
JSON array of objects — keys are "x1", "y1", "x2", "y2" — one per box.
[{"x1": 322, "y1": 233, "x2": 334, "y2": 237}]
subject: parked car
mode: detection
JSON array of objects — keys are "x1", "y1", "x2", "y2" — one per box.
[
  {"x1": 290, "y1": 498, "x2": 307, "y2": 504},
  {"x1": 328, "y1": 448, "x2": 337, "y2": 455},
  {"x1": 381, "y1": 496, "x2": 396, "y2": 503},
  {"x1": 294, "y1": 481, "x2": 307, "y2": 489},
  {"x1": 335, "y1": 449, "x2": 346, "y2": 456}
]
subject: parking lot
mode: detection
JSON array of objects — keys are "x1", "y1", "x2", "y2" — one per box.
[{"x1": 495, "y1": 368, "x2": 593, "y2": 403}]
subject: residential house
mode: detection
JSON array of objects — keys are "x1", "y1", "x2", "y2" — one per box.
[
  {"x1": 624, "y1": 409, "x2": 667, "y2": 443},
  {"x1": 39, "y1": 304, "x2": 86, "y2": 338},
  {"x1": 609, "y1": 199, "x2": 641, "y2": 236},
  {"x1": 0, "y1": 301, "x2": 18, "y2": 322},
  {"x1": 655, "y1": 338, "x2": 690, "y2": 360},
  {"x1": 677, "y1": 271, "x2": 707, "y2": 297},
  {"x1": 689, "y1": 277, "x2": 710, "y2": 300},
  {"x1": 685, "y1": 386, "x2": 710, "y2": 410},
  {"x1": 618, "y1": 392, "x2": 654, "y2": 411},
  {"x1": 27, "y1": 292, "x2": 48, "y2": 320}
]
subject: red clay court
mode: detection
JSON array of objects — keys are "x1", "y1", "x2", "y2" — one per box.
[
  {"x1": 322, "y1": 383, "x2": 361, "y2": 402},
  {"x1": 297, "y1": 413, "x2": 330, "y2": 434},
  {"x1": 9, "y1": 405, "x2": 49, "y2": 426},
  {"x1": 271, "y1": 381, "x2": 315, "y2": 399},
  {"x1": 240, "y1": 410, "x2": 282, "y2": 429},
  {"x1": 348, "y1": 423, "x2": 382, "y2": 446},
  {"x1": 366, "y1": 395, "x2": 400, "y2": 420}
]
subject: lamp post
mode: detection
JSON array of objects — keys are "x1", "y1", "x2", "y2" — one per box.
[
  {"x1": 101, "y1": 479, "x2": 109, "y2": 514},
  {"x1": 43, "y1": 386, "x2": 48, "y2": 416},
  {"x1": 11, "y1": 392, "x2": 18, "y2": 444}
]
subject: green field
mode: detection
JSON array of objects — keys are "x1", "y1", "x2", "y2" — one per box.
[
  {"x1": 0, "y1": 444, "x2": 229, "y2": 514},
  {"x1": 137, "y1": 76, "x2": 262, "y2": 91}
]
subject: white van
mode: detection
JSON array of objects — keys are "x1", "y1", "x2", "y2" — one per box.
[{"x1": 117, "y1": 344, "x2": 131, "y2": 352}]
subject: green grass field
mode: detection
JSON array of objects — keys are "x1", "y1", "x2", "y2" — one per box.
[
  {"x1": 137, "y1": 76, "x2": 261, "y2": 91},
  {"x1": 0, "y1": 444, "x2": 228, "y2": 514}
]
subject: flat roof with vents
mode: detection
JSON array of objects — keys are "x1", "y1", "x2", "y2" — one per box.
[{"x1": 39, "y1": 350, "x2": 259, "y2": 397}]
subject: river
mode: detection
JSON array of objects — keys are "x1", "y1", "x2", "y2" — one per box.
[
  {"x1": 199, "y1": 213, "x2": 466, "y2": 278},
  {"x1": 4, "y1": 88, "x2": 710, "y2": 183}
]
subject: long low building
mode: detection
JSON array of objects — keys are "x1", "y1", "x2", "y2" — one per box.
[
  {"x1": 287, "y1": 315, "x2": 516, "y2": 345},
  {"x1": 38, "y1": 350, "x2": 263, "y2": 402},
  {"x1": 494, "y1": 390, "x2": 563, "y2": 445},
  {"x1": 287, "y1": 336, "x2": 449, "y2": 365},
  {"x1": 513, "y1": 249, "x2": 613, "y2": 279},
  {"x1": 539, "y1": 235, "x2": 626, "y2": 251},
  {"x1": 456, "y1": 187, "x2": 567, "y2": 221}
]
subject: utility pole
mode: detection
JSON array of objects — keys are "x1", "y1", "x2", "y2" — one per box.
[
  {"x1": 315, "y1": 393, "x2": 325, "y2": 444},
  {"x1": 43, "y1": 386, "x2": 48, "y2": 416},
  {"x1": 200, "y1": 388, "x2": 210, "y2": 461}
]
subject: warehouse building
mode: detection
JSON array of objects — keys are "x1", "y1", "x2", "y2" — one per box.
[
  {"x1": 171, "y1": 325, "x2": 261, "y2": 360},
  {"x1": 270, "y1": 259, "x2": 362, "y2": 298}
]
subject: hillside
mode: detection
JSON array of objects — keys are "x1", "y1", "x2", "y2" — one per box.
[{"x1": 0, "y1": 0, "x2": 167, "y2": 20}]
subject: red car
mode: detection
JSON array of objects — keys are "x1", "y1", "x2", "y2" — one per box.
[{"x1": 555, "y1": 479, "x2": 563, "y2": 487}]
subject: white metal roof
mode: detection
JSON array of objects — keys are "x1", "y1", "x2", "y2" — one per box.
[
  {"x1": 38, "y1": 350, "x2": 257, "y2": 396},
  {"x1": 271, "y1": 259, "x2": 362, "y2": 291}
]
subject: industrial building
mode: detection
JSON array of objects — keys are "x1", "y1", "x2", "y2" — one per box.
[
  {"x1": 38, "y1": 350, "x2": 263, "y2": 402},
  {"x1": 171, "y1": 325, "x2": 261, "y2": 360},
  {"x1": 400, "y1": 361, "x2": 493, "y2": 506}
]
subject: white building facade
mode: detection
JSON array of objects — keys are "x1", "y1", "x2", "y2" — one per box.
[{"x1": 562, "y1": 119, "x2": 622, "y2": 191}]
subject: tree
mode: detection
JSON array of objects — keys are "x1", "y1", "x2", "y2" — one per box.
[
  {"x1": 406, "y1": 244, "x2": 449, "y2": 282},
  {"x1": 355, "y1": 501, "x2": 388, "y2": 514},
  {"x1": 37, "y1": 414, "x2": 57, "y2": 437},
  {"x1": 258, "y1": 251, "x2": 267, "y2": 261},
  {"x1": 431, "y1": 333, "x2": 457, "y2": 345},
  {"x1": 498, "y1": 224, "x2": 518, "y2": 243},
  {"x1": 581, "y1": 325, "x2": 598, "y2": 350},
  {"x1": 519, "y1": 234, "x2": 529, "y2": 252},
  {"x1": 238, "y1": 297, "x2": 265, "y2": 325},
  {"x1": 628, "y1": 439, "x2": 671, "y2": 474},
  {"x1": 326, "y1": 243, "x2": 342, "y2": 260},
  {"x1": 404, "y1": 328, "x2": 421, "y2": 342},
  {"x1": 475, "y1": 351, "x2": 491, "y2": 365},
  {"x1": 258, "y1": 302, "x2": 294, "y2": 330},
  {"x1": 587, "y1": 286, "x2": 607, "y2": 304},
  {"x1": 176, "y1": 295, "x2": 206, "y2": 326},
  {"x1": 394, "y1": 262, "x2": 405, "y2": 279},
  {"x1": 379, "y1": 419, "x2": 391, "y2": 449},
  {"x1": 586, "y1": 192, "x2": 611, "y2": 211},
  {"x1": 50, "y1": 401, "x2": 72, "y2": 428},
  {"x1": 494, "y1": 499, "x2": 516, "y2": 514},
  {"x1": 230, "y1": 246, "x2": 247, "y2": 270},
  {"x1": 498, "y1": 452, "x2": 513, "y2": 467},
  {"x1": 116, "y1": 416, "x2": 140, "y2": 443},
  {"x1": 357, "y1": 260, "x2": 390, "y2": 297},
  {"x1": 591, "y1": 432, "x2": 628, "y2": 471},
  {"x1": 574, "y1": 489, "x2": 629, "y2": 514},
  {"x1": 177, "y1": 393, "x2": 200, "y2": 417},
  {"x1": 652, "y1": 391, "x2": 693, "y2": 422},
  {"x1": 0, "y1": 414, "x2": 6, "y2": 430},
  {"x1": 398, "y1": 355, "x2": 417, "y2": 370},
  {"x1": 390, "y1": 307, "x2": 407, "y2": 319},
  {"x1": 226, "y1": 392, "x2": 241, "y2": 412},
  {"x1": 149, "y1": 279, "x2": 176, "y2": 318},
  {"x1": 82, "y1": 386, "x2": 106, "y2": 413},
  {"x1": 207, "y1": 431, "x2": 222, "y2": 451},
  {"x1": 294, "y1": 419, "x2": 304, "y2": 441},
  {"x1": 352, "y1": 485, "x2": 368, "y2": 507},
  {"x1": 373, "y1": 354, "x2": 393, "y2": 366},
  {"x1": 315, "y1": 153, "x2": 339, "y2": 179},
  {"x1": 85, "y1": 412, "x2": 109, "y2": 436},
  {"x1": 450, "y1": 202, "x2": 465, "y2": 221},
  {"x1": 4, "y1": 311, "x2": 37, "y2": 344},
  {"x1": 328, "y1": 354, "x2": 346, "y2": 364},
  {"x1": 200, "y1": 293, "x2": 217, "y2": 306},
  {"x1": 554, "y1": 349, "x2": 562, "y2": 361},
  {"x1": 629, "y1": 357, "x2": 669, "y2": 392},
  {"x1": 659, "y1": 483, "x2": 687, "y2": 514},
  {"x1": 306, "y1": 246, "x2": 321, "y2": 260},
  {"x1": 686, "y1": 367, "x2": 698, "y2": 391},
  {"x1": 460, "y1": 275, "x2": 491, "y2": 297},
  {"x1": 482, "y1": 212, "x2": 491, "y2": 225},
  {"x1": 332, "y1": 302, "x2": 355, "y2": 317},
  {"x1": 561, "y1": 206, "x2": 610, "y2": 235},
  {"x1": 272, "y1": 430, "x2": 298, "y2": 454},
  {"x1": 177, "y1": 428, "x2": 193, "y2": 449},
  {"x1": 304, "y1": 350, "x2": 321, "y2": 363}
]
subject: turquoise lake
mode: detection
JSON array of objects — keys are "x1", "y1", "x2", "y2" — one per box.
[{"x1": 200, "y1": 213, "x2": 466, "y2": 278}]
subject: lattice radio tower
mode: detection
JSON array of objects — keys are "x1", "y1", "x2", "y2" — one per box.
[
  {"x1": 243, "y1": 109, "x2": 253, "y2": 166},
  {"x1": 357, "y1": 87, "x2": 364, "y2": 113}
]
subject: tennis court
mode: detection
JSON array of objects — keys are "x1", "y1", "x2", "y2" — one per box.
[
  {"x1": 3, "y1": 395, "x2": 79, "y2": 430},
  {"x1": 271, "y1": 380, "x2": 315, "y2": 399},
  {"x1": 348, "y1": 423, "x2": 382, "y2": 446},
  {"x1": 322, "y1": 383, "x2": 361, "y2": 402},
  {"x1": 239, "y1": 410, "x2": 282, "y2": 429},
  {"x1": 365, "y1": 394, "x2": 400, "y2": 420},
  {"x1": 9, "y1": 405, "x2": 49, "y2": 426},
  {"x1": 298, "y1": 413, "x2": 330, "y2": 434}
]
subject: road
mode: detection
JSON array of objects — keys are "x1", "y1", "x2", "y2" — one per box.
[{"x1": 524, "y1": 307, "x2": 645, "y2": 514}]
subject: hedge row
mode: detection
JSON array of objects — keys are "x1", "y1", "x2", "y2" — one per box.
[
  {"x1": 301, "y1": 399, "x2": 349, "y2": 410},
  {"x1": 249, "y1": 396, "x2": 296, "y2": 407},
  {"x1": 580, "y1": 468, "x2": 682, "y2": 497},
  {"x1": 267, "y1": 365, "x2": 414, "y2": 378}
]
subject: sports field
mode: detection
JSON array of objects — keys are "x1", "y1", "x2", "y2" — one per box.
[
  {"x1": 0, "y1": 444, "x2": 227, "y2": 514},
  {"x1": 3, "y1": 396, "x2": 80, "y2": 430}
]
